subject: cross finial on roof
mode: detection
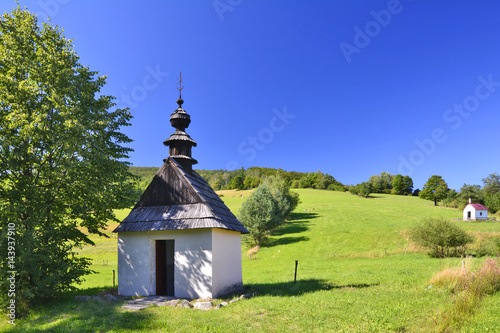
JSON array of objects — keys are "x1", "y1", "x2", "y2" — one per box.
[
  {"x1": 176, "y1": 72, "x2": 184, "y2": 108},
  {"x1": 177, "y1": 72, "x2": 184, "y2": 98}
]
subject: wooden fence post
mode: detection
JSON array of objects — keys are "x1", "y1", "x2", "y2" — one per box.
[{"x1": 294, "y1": 260, "x2": 298, "y2": 283}]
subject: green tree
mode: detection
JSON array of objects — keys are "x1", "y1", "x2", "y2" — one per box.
[
  {"x1": 402, "y1": 176, "x2": 414, "y2": 195},
  {"x1": 409, "y1": 218, "x2": 474, "y2": 258},
  {"x1": 419, "y1": 175, "x2": 449, "y2": 206},
  {"x1": 369, "y1": 172, "x2": 394, "y2": 193},
  {"x1": 265, "y1": 175, "x2": 300, "y2": 221},
  {"x1": 442, "y1": 189, "x2": 459, "y2": 208},
  {"x1": 458, "y1": 184, "x2": 483, "y2": 208},
  {"x1": 482, "y1": 173, "x2": 500, "y2": 213},
  {"x1": 228, "y1": 175, "x2": 244, "y2": 190},
  {"x1": 358, "y1": 182, "x2": 372, "y2": 197},
  {"x1": 298, "y1": 176, "x2": 309, "y2": 188},
  {"x1": 0, "y1": 8, "x2": 134, "y2": 312},
  {"x1": 482, "y1": 173, "x2": 500, "y2": 195},
  {"x1": 243, "y1": 176, "x2": 254, "y2": 189},
  {"x1": 350, "y1": 182, "x2": 372, "y2": 197},
  {"x1": 317, "y1": 173, "x2": 336, "y2": 190},
  {"x1": 307, "y1": 172, "x2": 319, "y2": 188},
  {"x1": 239, "y1": 184, "x2": 280, "y2": 246},
  {"x1": 484, "y1": 192, "x2": 500, "y2": 214},
  {"x1": 392, "y1": 174, "x2": 405, "y2": 195}
]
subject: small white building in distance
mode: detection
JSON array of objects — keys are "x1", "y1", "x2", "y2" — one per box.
[{"x1": 463, "y1": 198, "x2": 489, "y2": 221}]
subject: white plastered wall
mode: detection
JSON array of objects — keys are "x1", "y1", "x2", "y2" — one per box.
[
  {"x1": 211, "y1": 229, "x2": 244, "y2": 297},
  {"x1": 463, "y1": 206, "x2": 474, "y2": 220},
  {"x1": 117, "y1": 229, "x2": 213, "y2": 298},
  {"x1": 463, "y1": 207, "x2": 489, "y2": 220},
  {"x1": 475, "y1": 210, "x2": 488, "y2": 220}
]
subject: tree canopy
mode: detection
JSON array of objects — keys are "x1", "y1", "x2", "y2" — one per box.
[
  {"x1": 483, "y1": 173, "x2": 500, "y2": 195},
  {"x1": 238, "y1": 184, "x2": 280, "y2": 246},
  {"x1": 419, "y1": 175, "x2": 449, "y2": 206},
  {"x1": 239, "y1": 177, "x2": 300, "y2": 246},
  {"x1": 0, "y1": 7, "x2": 135, "y2": 311}
]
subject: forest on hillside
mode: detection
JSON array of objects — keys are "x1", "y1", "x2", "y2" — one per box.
[
  {"x1": 129, "y1": 167, "x2": 500, "y2": 214},
  {"x1": 129, "y1": 166, "x2": 346, "y2": 193}
]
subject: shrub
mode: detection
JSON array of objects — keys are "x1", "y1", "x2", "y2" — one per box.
[
  {"x1": 348, "y1": 182, "x2": 372, "y2": 197},
  {"x1": 327, "y1": 184, "x2": 347, "y2": 191},
  {"x1": 470, "y1": 234, "x2": 500, "y2": 257},
  {"x1": 409, "y1": 218, "x2": 474, "y2": 258},
  {"x1": 349, "y1": 185, "x2": 358, "y2": 195},
  {"x1": 357, "y1": 182, "x2": 372, "y2": 197},
  {"x1": 264, "y1": 175, "x2": 300, "y2": 221},
  {"x1": 239, "y1": 184, "x2": 280, "y2": 246}
]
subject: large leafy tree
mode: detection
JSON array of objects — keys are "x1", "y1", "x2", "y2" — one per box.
[
  {"x1": 458, "y1": 184, "x2": 483, "y2": 207},
  {"x1": 419, "y1": 175, "x2": 449, "y2": 206},
  {"x1": 392, "y1": 175, "x2": 413, "y2": 195},
  {"x1": 228, "y1": 175, "x2": 244, "y2": 190},
  {"x1": 0, "y1": 7, "x2": 135, "y2": 311},
  {"x1": 402, "y1": 176, "x2": 414, "y2": 195},
  {"x1": 482, "y1": 173, "x2": 500, "y2": 214},
  {"x1": 482, "y1": 173, "x2": 500, "y2": 195},
  {"x1": 484, "y1": 192, "x2": 500, "y2": 214},
  {"x1": 368, "y1": 171, "x2": 394, "y2": 193}
]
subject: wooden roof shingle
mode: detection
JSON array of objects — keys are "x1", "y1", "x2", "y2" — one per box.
[{"x1": 113, "y1": 157, "x2": 249, "y2": 234}]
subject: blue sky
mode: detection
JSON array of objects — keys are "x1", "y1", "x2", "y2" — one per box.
[{"x1": 4, "y1": 0, "x2": 500, "y2": 190}]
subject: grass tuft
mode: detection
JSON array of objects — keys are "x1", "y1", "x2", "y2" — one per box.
[{"x1": 433, "y1": 258, "x2": 500, "y2": 332}]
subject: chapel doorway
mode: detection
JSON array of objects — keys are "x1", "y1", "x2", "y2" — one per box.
[{"x1": 156, "y1": 240, "x2": 174, "y2": 296}]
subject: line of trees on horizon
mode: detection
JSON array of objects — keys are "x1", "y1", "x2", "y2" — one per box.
[
  {"x1": 129, "y1": 166, "x2": 347, "y2": 195},
  {"x1": 348, "y1": 171, "x2": 415, "y2": 198},
  {"x1": 421, "y1": 173, "x2": 500, "y2": 214},
  {"x1": 348, "y1": 171, "x2": 500, "y2": 214},
  {"x1": 130, "y1": 167, "x2": 500, "y2": 214}
]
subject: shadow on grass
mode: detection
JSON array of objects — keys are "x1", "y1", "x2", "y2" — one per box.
[
  {"x1": 15, "y1": 287, "x2": 151, "y2": 332},
  {"x1": 271, "y1": 212, "x2": 319, "y2": 237},
  {"x1": 288, "y1": 211, "x2": 320, "y2": 222},
  {"x1": 366, "y1": 195, "x2": 387, "y2": 199},
  {"x1": 246, "y1": 279, "x2": 379, "y2": 297},
  {"x1": 265, "y1": 236, "x2": 309, "y2": 247}
]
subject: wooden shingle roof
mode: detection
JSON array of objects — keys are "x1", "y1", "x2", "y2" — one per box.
[{"x1": 113, "y1": 157, "x2": 249, "y2": 234}]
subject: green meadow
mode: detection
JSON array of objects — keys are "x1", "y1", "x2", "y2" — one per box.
[{"x1": 3, "y1": 189, "x2": 500, "y2": 332}]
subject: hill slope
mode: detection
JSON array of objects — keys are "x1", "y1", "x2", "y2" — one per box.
[{"x1": 6, "y1": 190, "x2": 500, "y2": 332}]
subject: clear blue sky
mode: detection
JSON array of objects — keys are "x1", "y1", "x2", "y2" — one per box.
[{"x1": 4, "y1": 0, "x2": 500, "y2": 190}]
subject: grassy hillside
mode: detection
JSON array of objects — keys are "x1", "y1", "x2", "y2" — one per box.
[{"x1": 3, "y1": 190, "x2": 500, "y2": 332}]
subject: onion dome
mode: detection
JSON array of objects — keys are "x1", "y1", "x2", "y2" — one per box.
[{"x1": 163, "y1": 73, "x2": 198, "y2": 172}]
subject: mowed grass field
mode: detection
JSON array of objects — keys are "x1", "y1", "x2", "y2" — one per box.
[{"x1": 3, "y1": 189, "x2": 500, "y2": 332}]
